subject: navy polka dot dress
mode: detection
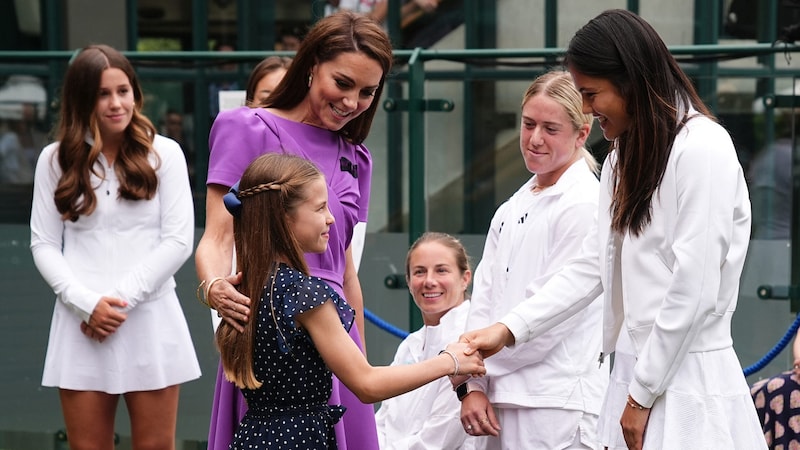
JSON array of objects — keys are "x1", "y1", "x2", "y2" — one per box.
[{"x1": 230, "y1": 263, "x2": 354, "y2": 450}]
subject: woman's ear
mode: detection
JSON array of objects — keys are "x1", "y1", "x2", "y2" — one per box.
[{"x1": 576, "y1": 123, "x2": 591, "y2": 148}]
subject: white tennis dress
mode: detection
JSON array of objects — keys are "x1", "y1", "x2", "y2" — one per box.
[{"x1": 31, "y1": 135, "x2": 201, "y2": 393}]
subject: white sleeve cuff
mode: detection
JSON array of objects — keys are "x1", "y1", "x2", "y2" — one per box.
[{"x1": 499, "y1": 312, "x2": 532, "y2": 348}]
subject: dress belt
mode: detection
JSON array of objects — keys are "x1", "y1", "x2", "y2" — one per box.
[{"x1": 246, "y1": 403, "x2": 347, "y2": 426}]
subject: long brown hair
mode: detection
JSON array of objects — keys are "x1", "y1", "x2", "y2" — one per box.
[
  {"x1": 264, "y1": 10, "x2": 394, "y2": 144},
  {"x1": 564, "y1": 9, "x2": 711, "y2": 236},
  {"x1": 53, "y1": 44, "x2": 158, "y2": 222},
  {"x1": 217, "y1": 153, "x2": 324, "y2": 389}
]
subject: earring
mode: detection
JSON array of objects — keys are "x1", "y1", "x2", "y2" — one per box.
[{"x1": 308, "y1": 73, "x2": 313, "y2": 87}]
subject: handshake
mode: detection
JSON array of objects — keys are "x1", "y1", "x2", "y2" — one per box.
[
  {"x1": 439, "y1": 321, "x2": 516, "y2": 379},
  {"x1": 439, "y1": 342, "x2": 485, "y2": 378},
  {"x1": 443, "y1": 321, "x2": 519, "y2": 384}
]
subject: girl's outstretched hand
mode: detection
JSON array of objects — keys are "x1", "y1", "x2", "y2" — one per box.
[{"x1": 445, "y1": 342, "x2": 486, "y2": 377}]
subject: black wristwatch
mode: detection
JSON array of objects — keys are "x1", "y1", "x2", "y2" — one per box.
[{"x1": 456, "y1": 382, "x2": 477, "y2": 401}]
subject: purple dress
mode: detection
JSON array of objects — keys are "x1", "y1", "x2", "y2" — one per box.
[{"x1": 206, "y1": 107, "x2": 377, "y2": 450}]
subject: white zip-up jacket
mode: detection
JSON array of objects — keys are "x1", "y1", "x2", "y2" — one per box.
[
  {"x1": 376, "y1": 301, "x2": 480, "y2": 449},
  {"x1": 468, "y1": 160, "x2": 607, "y2": 411},
  {"x1": 501, "y1": 113, "x2": 752, "y2": 408}
]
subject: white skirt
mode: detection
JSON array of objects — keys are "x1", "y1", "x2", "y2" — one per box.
[
  {"x1": 598, "y1": 346, "x2": 767, "y2": 450},
  {"x1": 42, "y1": 289, "x2": 201, "y2": 394}
]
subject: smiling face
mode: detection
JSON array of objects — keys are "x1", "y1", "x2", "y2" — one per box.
[
  {"x1": 519, "y1": 93, "x2": 589, "y2": 186},
  {"x1": 288, "y1": 177, "x2": 335, "y2": 254},
  {"x1": 569, "y1": 68, "x2": 631, "y2": 141},
  {"x1": 95, "y1": 67, "x2": 134, "y2": 142},
  {"x1": 300, "y1": 51, "x2": 383, "y2": 131},
  {"x1": 407, "y1": 241, "x2": 471, "y2": 326}
]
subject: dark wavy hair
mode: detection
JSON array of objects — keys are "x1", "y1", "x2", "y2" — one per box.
[
  {"x1": 217, "y1": 153, "x2": 323, "y2": 389},
  {"x1": 53, "y1": 44, "x2": 158, "y2": 222},
  {"x1": 264, "y1": 10, "x2": 394, "y2": 144},
  {"x1": 564, "y1": 9, "x2": 712, "y2": 236}
]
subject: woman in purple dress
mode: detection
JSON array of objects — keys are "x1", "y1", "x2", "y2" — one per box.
[{"x1": 195, "y1": 11, "x2": 393, "y2": 450}]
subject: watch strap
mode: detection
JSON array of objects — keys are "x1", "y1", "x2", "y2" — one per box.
[{"x1": 456, "y1": 381, "x2": 470, "y2": 401}]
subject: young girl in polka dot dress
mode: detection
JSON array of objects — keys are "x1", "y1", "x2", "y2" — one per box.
[{"x1": 216, "y1": 153, "x2": 486, "y2": 449}]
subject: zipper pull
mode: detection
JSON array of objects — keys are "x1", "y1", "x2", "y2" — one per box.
[{"x1": 597, "y1": 352, "x2": 604, "y2": 368}]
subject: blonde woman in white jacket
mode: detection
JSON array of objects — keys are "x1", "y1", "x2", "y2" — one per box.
[
  {"x1": 460, "y1": 10, "x2": 766, "y2": 450},
  {"x1": 457, "y1": 71, "x2": 607, "y2": 450}
]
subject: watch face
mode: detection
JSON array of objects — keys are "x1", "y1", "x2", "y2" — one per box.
[{"x1": 456, "y1": 382, "x2": 469, "y2": 401}]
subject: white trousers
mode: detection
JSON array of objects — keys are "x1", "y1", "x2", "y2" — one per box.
[{"x1": 479, "y1": 407, "x2": 600, "y2": 450}]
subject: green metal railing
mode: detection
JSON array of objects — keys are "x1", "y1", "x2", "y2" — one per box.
[{"x1": 3, "y1": 42, "x2": 800, "y2": 329}]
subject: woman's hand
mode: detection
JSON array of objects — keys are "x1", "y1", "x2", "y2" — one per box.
[
  {"x1": 460, "y1": 391, "x2": 500, "y2": 437},
  {"x1": 445, "y1": 342, "x2": 485, "y2": 377},
  {"x1": 207, "y1": 272, "x2": 251, "y2": 333},
  {"x1": 459, "y1": 322, "x2": 514, "y2": 358},
  {"x1": 449, "y1": 373, "x2": 470, "y2": 389},
  {"x1": 620, "y1": 395, "x2": 651, "y2": 450},
  {"x1": 82, "y1": 296, "x2": 128, "y2": 341},
  {"x1": 80, "y1": 321, "x2": 105, "y2": 342}
]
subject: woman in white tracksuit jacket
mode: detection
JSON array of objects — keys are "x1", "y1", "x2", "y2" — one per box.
[
  {"x1": 376, "y1": 232, "x2": 486, "y2": 449},
  {"x1": 460, "y1": 10, "x2": 766, "y2": 450},
  {"x1": 459, "y1": 71, "x2": 607, "y2": 450}
]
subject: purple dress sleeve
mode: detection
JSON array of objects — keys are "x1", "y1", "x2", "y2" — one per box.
[
  {"x1": 207, "y1": 106, "x2": 283, "y2": 188},
  {"x1": 209, "y1": 107, "x2": 371, "y2": 294}
]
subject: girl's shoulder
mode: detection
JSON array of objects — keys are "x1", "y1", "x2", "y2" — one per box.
[
  {"x1": 275, "y1": 264, "x2": 340, "y2": 300},
  {"x1": 152, "y1": 134, "x2": 182, "y2": 154},
  {"x1": 40, "y1": 141, "x2": 59, "y2": 158},
  {"x1": 274, "y1": 264, "x2": 353, "y2": 326},
  {"x1": 35, "y1": 142, "x2": 61, "y2": 174},
  {"x1": 151, "y1": 134, "x2": 188, "y2": 167}
]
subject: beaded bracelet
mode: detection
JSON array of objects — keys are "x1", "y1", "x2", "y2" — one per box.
[
  {"x1": 438, "y1": 349, "x2": 460, "y2": 376},
  {"x1": 626, "y1": 394, "x2": 646, "y2": 410}
]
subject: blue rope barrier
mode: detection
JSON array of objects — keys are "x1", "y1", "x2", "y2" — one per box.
[
  {"x1": 365, "y1": 307, "x2": 410, "y2": 339},
  {"x1": 743, "y1": 313, "x2": 800, "y2": 376}
]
